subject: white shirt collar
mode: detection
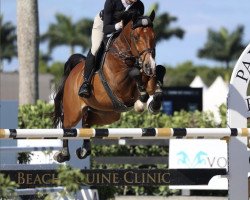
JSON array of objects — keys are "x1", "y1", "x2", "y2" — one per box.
[{"x1": 121, "y1": 0, "x2": 133, "y2": 11}]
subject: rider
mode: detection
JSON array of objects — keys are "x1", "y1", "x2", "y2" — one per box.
[{"x1": 78, "y1": 0, "x2": 144, "y2": 98}]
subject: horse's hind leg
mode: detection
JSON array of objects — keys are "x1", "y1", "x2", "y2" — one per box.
[
  {"x1": 54, "y1": 123, "x2": 73, "y2": 163},
  {"x1": 54, "y1": 107, "x2": 83, "y2": 163},
  {"x1": 76, "y1": 141, "x2": 91, "y2": 160},
  {"x1": 53, "y1": 139, "x2": 70, "y2": 163},
  {"x1": 75, "y1": 107, "x2": 91, "y2": 159},
  {"x1": 76, "y1": 139, "x2": 91, "y2": 159},
  {"x1": 76, "y1": 109, "x2": 121, "y2": 159}
]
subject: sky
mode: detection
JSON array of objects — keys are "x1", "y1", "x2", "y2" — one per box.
[{"x1": 1, "y1": 0, "x2": 250, "y2": 71}]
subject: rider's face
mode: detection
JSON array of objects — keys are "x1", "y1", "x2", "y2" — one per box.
[{"x1": 126, "y1": 0, "x2": 137, "y2": 4}]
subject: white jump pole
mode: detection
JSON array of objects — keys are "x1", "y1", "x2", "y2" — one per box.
[
  {"x1": 227, "y1": 43, "x2": 250, "y2": 200},
  {"x1": 0, "y1": 128, "x2": 250, "y2": 139}
]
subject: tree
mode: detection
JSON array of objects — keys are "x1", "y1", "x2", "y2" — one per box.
[
  {"x1": 147, "y1": 3, "x2": 185, "y2": 44},
  {"x1": 41, "y1": 13, "x2": 92, "y2": 55},
  {"x1": 198, "y1": 26, "x2": 245, "y2": 69},
  {"x1": 17, "y1": 0, "x2": 39, "y2": 105},
  {"x1": 165, "y1": 62, "x2": 197, "y2": 86},
  {"x1": 0, "y1": 15, "x2": 17, "y2": 71}
]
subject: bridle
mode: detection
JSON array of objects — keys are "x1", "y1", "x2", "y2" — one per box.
[
  {"x1": 127, "y1": 28, "x2": 155, "y2": 72},
  {"x1": 110, "y1": 23, "x2": 155, "y2": 76}
]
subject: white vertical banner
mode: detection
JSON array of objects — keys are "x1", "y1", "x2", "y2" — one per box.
[
  {"x1": 227, "y1": 43, "x2": 250, "y2": 200},
  {"x1": 169, "y1": 139, "x2": 228, "y2": 190}
]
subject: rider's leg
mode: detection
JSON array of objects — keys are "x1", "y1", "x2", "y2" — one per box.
[
  {"x1": 78, "y1": 50, "x2": 96, "y2": 98},
  {"x1": 78, "y1": 13, "x2": 104, "y2": 98}
]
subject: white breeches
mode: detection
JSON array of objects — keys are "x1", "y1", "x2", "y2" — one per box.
[{"x1": 91, "y1": 14, "x2": 104, "y2": 56}]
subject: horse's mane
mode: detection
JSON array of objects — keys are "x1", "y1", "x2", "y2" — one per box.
[{"x1": 120, "y1": 10, "x2": 141, "y2": 25}]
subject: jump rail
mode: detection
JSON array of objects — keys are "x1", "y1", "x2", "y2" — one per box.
[
  {"x1": 0, "y1": 128, "x2": 250, "y2": 139},
  {"x1": 0, "y1": 146, "x2": 61, "y2": 151}
]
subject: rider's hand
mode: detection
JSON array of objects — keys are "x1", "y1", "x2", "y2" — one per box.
[{"x1": 115, "y1": 21, "x2": 123, "y2": 30}]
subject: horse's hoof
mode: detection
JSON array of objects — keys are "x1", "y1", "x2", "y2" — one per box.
[
  {"x1": 53, "y1": 152, "x2": 70, "y2": 163},
  {"x1": 76, "y1": 147, "x2": 91, "y2": 159}
]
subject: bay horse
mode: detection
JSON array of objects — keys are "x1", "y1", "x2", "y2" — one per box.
[{"x1": 52, "y1": 11, "x2": 163, "y2": 163}]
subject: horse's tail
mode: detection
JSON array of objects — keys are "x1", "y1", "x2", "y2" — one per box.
[{"x1": 52, "y1": 53, "x2": 86, "y2": 128}]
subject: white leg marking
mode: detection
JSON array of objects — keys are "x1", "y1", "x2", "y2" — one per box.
[{"x1": 134, "y1": 100, "x2": 146, "y2": 113}]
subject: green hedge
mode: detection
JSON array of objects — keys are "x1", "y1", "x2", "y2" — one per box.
[
  {"x1": 18, "y1": 100, "x2": 226, "y2": 129},
  {"x1": 18, "y1": 100, "x2": 54, "y2": 128}
]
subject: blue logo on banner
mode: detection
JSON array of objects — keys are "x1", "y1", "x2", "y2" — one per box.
[{"x1": 177, "y1": 151, "x2": 208, "y2": 167}]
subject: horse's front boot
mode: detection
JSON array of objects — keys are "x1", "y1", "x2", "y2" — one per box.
[{"x1": 148, "y1": 92, "x2": 163, "y2": 114}]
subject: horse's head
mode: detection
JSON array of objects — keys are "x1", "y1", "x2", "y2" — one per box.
[{"x1": 122, "y1": 11, "x2": 156, "y2": 77}]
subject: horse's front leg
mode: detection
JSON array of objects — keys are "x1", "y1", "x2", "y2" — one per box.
[
  {"x1": 129, "y1": 68, "x2": 149, "y2": 113},
  {"x1": 54, "y1": 139, "x2": 70, "y2": 163},
  {"x1": 147, "y1": 82, "x2": 163, "y2": 114},
  {"x1": 147, "y1": 65, "x2": 166, "y2": 114}
]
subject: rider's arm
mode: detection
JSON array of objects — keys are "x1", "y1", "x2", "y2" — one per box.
[
  {"x1": 131, "y1": 0, "x2": 144, "y2": 16},
  {"x1": 103, "y1": 0, "x2": 117, "y2": 35}
]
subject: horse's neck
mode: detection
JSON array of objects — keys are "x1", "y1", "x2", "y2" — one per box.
[
  {"x1": 103, "y1": 29, "x2": 135, "y2": 91},
  {"x1": 112, "y1": 31, "x2": 131, "y2": 56},
  {"x1": 106, "y1": 29, "x2": 132, "y2": 74}
]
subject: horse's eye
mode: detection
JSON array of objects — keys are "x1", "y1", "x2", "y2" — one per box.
[{"x1": 134, "y1": 35, "x2": 139, "y2": 42}]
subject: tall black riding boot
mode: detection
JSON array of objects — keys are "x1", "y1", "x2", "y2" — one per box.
[{"x1": 78, "y1": 51, "x2": 96, "y2": 98}]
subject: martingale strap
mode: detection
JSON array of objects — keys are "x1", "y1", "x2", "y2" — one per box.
[
  {"x1": 99, "y1": 69, "x2": 133, "y2": 112},
  {"x1": 98, "y1": 34, "x2": 133, "y2": 112}
]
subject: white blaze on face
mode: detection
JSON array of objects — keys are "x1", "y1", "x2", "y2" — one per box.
[
  {"x1": 143, "y1": 53, "x2": 156, "y2": 76},
  {"x1": 150, "y1": 55, "x2": 156, "y2": 74}
]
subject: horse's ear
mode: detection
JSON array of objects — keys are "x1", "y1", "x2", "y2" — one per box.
[{"x1": 149, "y1": 10, "x2": 155, "y2": 22}]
